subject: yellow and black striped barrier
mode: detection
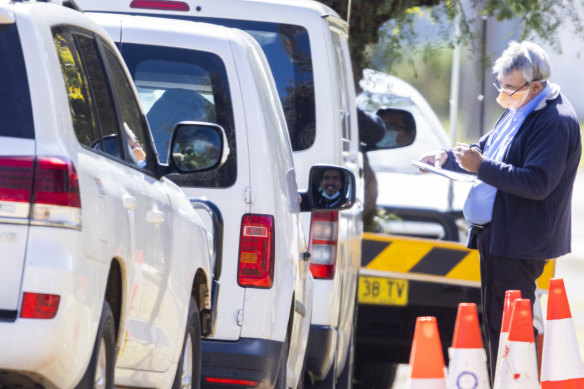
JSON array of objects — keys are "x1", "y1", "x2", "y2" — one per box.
[{"x1": 359, "y1": 232, "x2": 554, "y2": 306}]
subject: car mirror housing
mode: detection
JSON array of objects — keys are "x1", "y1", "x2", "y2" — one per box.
[
  {"x1": 169, "y1": 121, "x2": 230, "y2": 173},
  {"x1": 366, "y1": 108, "x2": 416, "y2": 151},
  {"x1": 301, "y1": 165, "x2": 355, "y2": 212}
]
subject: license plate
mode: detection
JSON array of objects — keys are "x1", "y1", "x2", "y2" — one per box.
[{"x1": 358, "y1": 275, "x2": 408, "y2": 306}]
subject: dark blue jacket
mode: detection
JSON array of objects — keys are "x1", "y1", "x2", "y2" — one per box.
[{"x1": 445, "y1": 84, "x2": 581, "y2": 260}]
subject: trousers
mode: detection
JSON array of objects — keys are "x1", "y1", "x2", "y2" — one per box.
[{"x1": 474, "y1": 224, "x2": 546, "y2": 383}]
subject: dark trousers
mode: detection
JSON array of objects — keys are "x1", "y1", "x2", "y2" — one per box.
[{"x1": 475, "y1": 224, "x2": 546, "y2": 383}]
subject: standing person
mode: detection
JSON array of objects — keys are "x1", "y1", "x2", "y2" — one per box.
[{"x1": 420, "y1": 40, "x2": 581, "y2": 381}]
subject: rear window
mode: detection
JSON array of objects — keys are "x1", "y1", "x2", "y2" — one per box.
[
  {"x1": 121, "y1": 44, "x2": 236, "y2": 187},
  {"x1": 0, "y1": 24, "x2": 34, "y2": 139},
  {"x1": 184, "y1": 17, "x2": 315, "y2": 151}
]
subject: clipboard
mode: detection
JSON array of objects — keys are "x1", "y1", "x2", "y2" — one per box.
[{"x1": 411, "y1": 160, "x2": 476, "y2": 182}]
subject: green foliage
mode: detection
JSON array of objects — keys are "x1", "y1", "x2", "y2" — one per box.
[{"x1": 318, "y1": 0, "x2": 584, "y2": 75}]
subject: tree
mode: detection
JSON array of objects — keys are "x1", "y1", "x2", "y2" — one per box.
[{"x1": 318, "y1": 0, "x2": 584, "y2": 85}]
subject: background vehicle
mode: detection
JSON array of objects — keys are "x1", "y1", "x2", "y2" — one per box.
[
  {"x1": 0, "y1": 2, "x2": 220, "y2": 388},
  {"x1": 74, "y1": 0, "x2": 369, "y2": 387}
]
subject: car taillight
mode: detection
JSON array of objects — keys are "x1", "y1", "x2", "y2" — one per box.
[
  {"x1": 0, "y1": 156, "x2": 81, "y2": 229},
  {"x1": 237, "y1": 214, "x2": 274, "y2": 288},
  {"x1": 20, "y1": 292, "x2": 60, "y2": 319},
  {"x1": 309, "y1": 211, "x2": 338, "y2": 279},
  {"x1": 130, "y1": 0, "x2": 190, "y2": 11},
  {"x1": 0, "y1": 157, "x2": 34, "y2": 218},
  {"x1": 204, "y1": 377, "x2": 259, "y2": 387}
]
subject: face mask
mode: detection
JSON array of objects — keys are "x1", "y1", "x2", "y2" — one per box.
[
  {"x1": 496, "y1": 88, "x2": 529, "y2": 109},
  {"x1": 319, "y1": 187, "x2": 340, "y2": 200}
]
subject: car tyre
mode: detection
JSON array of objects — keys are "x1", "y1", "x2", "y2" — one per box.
[
  {"x1": 76, "y1": 300, "x2": 115, "y2": 389},
  {"x1": 172, "y1": 297, "x2": 202, "y2": 389}
]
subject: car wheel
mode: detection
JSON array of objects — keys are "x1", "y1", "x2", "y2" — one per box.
[
  {"x1": 172, "y1": 297, "x2": 202, "y2": 389},
  {"x1": 307, "y1": 353, "x2": 337, "y2": 389},
  {"x1": 76, "y1": 301, "x2": 115, "y2": 389}
]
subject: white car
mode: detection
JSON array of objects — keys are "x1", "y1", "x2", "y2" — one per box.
[
  {"x1": 74, "y1": 9, "x2": 357, "y2": 389},
  {"x1": 358, "y1": 69, "x2": 472, "y2": 242},
  {"x1": 0, "y1": 2, "x2": 222, "y2": 388}
]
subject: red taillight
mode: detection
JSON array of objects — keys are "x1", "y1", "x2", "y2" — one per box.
[
  {"x1": 130, "y1": 0, "x2": 190, "y2": 11},
  {"x1": 33, "y1": 157, "x2": 81, "y2": 208},
  {"x1": 309, "y1": 211, "x2": 338, "y2": 279},
  {"x1": 237, "y1": 214, "x2": 274, "y2": 288},
  {"x1": 20, "y1": 292, "x2": 60, "y2": 319},
  {"x1": 0, "y1": 157, "x2": 34, "y2": 204},
  {"x1": 0, "y1": 156, "x2": 81, "y2": 228},
  {"x1": 204, "y1": 377, "x2": 259, "y2": 387}
]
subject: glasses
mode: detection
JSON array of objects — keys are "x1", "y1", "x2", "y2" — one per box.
[{"x1": 493, "y1": 80, "x2": 529, "y2": 97}]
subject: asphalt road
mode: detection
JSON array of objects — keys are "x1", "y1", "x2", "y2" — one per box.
[{"x1": 388, "y1": 171, "x2": 584, "y2": 388}]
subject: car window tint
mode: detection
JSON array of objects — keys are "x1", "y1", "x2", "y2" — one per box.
[
  {"x1": 74, "y1": 33, "x2": 118, "y2": 141},
  {"x1": 101, "y1": 43, "x2": 150, "y2": 168},
  {"x1": 186, "y1": 17, "x2": 315, "y2": 151},
  {"x1": 121, "y1": 43, "x2": 236, "y2": 187},
  {"x1": 0, "y1": 24, "x2": 34, "y2": 139},
  {"x1": 53, "y1": 28, "x2": 101, "y2": 147}
]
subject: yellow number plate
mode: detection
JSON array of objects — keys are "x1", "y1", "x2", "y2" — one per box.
[{"x1": 358, "y1": 275, "x2": 408, "y2": 306}]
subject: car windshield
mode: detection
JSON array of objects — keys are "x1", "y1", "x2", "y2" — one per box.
[{"x1": 0, "y1": 24, "x2": 34, "y2": 139}]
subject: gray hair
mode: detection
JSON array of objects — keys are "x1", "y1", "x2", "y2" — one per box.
[{"x1": 492, "y1": 41, "x2": 551, "y2": 83}]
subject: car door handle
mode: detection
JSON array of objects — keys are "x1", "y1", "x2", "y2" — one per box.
[
  {"x1": 301, "y1": 251, "x2": 311, "y2": 262},
  {"x1": 147, "y1": 208, "x2": 165, "y2": 225},
  {"x1": 122, "y1": 193, "x2": 137, "y2": 210}
]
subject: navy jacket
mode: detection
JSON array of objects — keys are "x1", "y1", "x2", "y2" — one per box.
[{"x1": 445, "y1": 84, "x2": 581, "y2": 260}]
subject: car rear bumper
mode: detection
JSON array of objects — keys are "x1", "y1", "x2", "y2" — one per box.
[
  {"x1": 201, "y1": 337, "x2": 284, "y2": 389},
  {"x1": 304, "y1": 325, "x2": 337, "y2": 380}
]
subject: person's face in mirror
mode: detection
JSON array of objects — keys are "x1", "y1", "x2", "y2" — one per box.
[
  {"x1": 321, "y1": 169, "x2": 342, "y2": 196},
  {"x1": 378, "y1": 111, "x2": 414, "y2": 146}
]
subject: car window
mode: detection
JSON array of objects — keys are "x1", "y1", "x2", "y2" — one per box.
[
  {"x1": 0, "y1": 24, "x2": 34, "y2": 139},
  {"x1": 121, "y1": 43, "x2": 236, "y2": 187},
  {"x1": 186, "y1": 17, "x2": 315, "y2": 151},
  {"x1": 101, "y1": 42, "x2": 150, "y2": 169},
  {"x1": 53, "y1": 28, "x2": 101, "y2": 148}
]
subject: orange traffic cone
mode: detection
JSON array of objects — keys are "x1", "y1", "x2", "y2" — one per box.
[
  {"x1": 409, "y1": 316, "x2": 447, "y2": 388},
  {"x1": 496, "y1": 290, "x2": 522, "y2": 375},
  {"x1": 493, "y1": 298, "x2": 540, "y2": 388},
  {"x1": 447, "y1": 303, "x2": 490, "y2": 389},
  {"x1": 540, "y1": 278, "x2": 584, "y2": 388}
]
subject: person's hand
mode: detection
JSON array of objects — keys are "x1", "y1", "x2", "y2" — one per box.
[
  {"x1": 419, "y1": 150, "x2": 448, "y2": 170},
  {"x1": 453, "y1": 143, "x2": 483, "y2": 173}
]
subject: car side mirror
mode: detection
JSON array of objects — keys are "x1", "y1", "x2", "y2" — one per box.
[
  {"x1": 301, "y1": 165, "x2": 355, "y2": 212},
  {"x1": 169, "y1": 121, "x2": 230, "y2": 173},
  {"x1": 366, "y1": 108, "x2": 416, "y2": 151}
]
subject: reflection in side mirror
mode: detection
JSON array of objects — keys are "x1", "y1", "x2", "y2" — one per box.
[
  {"x1": 170, "y1": 122, "x2": 230, "y2": 173},
  {"x1": 307, "y1": 165, "x2": 355, "y2": 211},
  {"x1": 374, "y1": 108, "x2": 416, "y2": 149}
]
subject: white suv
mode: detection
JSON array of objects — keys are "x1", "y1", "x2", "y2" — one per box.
[{"x1": 0, "y1": 2, "x2": 222, "y2": 388}]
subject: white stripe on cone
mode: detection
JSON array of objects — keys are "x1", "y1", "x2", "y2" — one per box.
[
  {"x1": 409, "y1": 376, "x2": 448, "y2": 389},
  {"x1": 493, "y1": 342, "x2": 540, "y2": 388},
  {"x1": 448, "y1": 348, "x2": 490, "y2": 389},
  {"x1": 541, "y1": 317, "x2": 584, "y2": 382},
  {"x1": 495, "y1": 331, "x2": 509, "y2": 379}
]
